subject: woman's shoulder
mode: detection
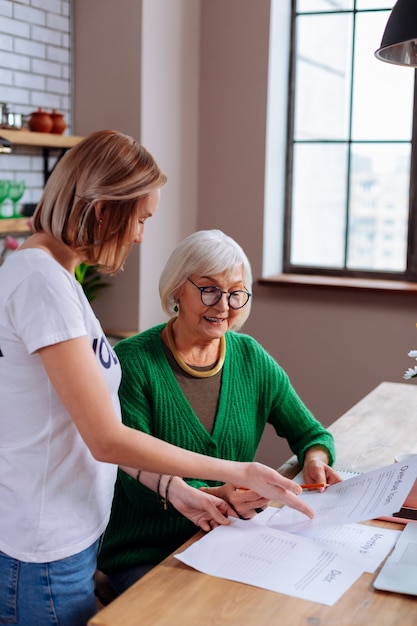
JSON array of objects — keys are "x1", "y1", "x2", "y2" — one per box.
[
  {"x1": 3, "y1": 248, "x2": 72, "y2": 281},
  {"x1": 1, "y1": 248, "x2": 79, "y2": 308},
  {"x1": 226, "y1": 330, "x2": 285, "y2": 370},
  {"x1": 226, "y1": 330, "x2": 269, "y2": 360}
]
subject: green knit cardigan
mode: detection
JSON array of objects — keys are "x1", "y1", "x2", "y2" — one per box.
[{"x1": 98, "y1": 324, "x2": 335, "y2": 574}]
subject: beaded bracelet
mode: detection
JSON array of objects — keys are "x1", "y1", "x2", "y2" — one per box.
[
  {"x1": 156, "y1": 475, "x2": 174, "y2": 510},
  {"x1": 163, "y1": 475, "x2": 174, "y2": 511}
]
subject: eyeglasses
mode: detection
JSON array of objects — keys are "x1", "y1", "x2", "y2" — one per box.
[{"x1": 187, "y1": 278, "x2": 251, "y2": 310}]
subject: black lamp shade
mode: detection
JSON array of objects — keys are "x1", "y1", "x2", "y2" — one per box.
[{"x1": 375, "y1": 0, "x2": 417, "y2": 66}]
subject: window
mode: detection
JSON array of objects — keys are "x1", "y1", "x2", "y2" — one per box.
[{"x1": 284, "y1": 0, "x2": 417, "y2": 281}]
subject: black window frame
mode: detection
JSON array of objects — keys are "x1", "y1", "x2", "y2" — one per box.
[{"x1": 283, "y1": 1, "x2": 417, "y2": 282}]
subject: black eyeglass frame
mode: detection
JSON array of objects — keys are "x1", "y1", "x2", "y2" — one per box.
[{"x1": 187, "y1": 277, "x2": 252, "y2": 310}]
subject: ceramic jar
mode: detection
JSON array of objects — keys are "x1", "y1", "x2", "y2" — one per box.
[
  {"x1": 50, "y1": 109, "x2": 66, "y2": 135},
  {"x1": 28, "y1": 108, "x2": 53, "y2": 133}
]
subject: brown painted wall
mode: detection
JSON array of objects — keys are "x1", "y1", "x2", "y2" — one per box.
[{"x1": 72, "y1": 0, "x2": 417, "y2": 468}]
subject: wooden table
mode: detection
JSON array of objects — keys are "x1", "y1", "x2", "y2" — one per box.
[{"x1": 89, "y1": 382, "x2": 417, "y2": 626}]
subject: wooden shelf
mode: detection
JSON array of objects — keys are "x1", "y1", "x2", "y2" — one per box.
[
  {"x1": 0, "y1": 128, "x2": 83, "y2": 149},
  {"x1": 0, "y1": 218, "x2": 32, "y2": 234},
  {"x1": 0, "y1": 128, "x2": 84, "y2": 188},
  {"x1": 0, "y1": 130, "x2": 84, "y2": 235}
]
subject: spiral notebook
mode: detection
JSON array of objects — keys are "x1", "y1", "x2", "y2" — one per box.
[{"x1": 293, "y1": 469, "x2": 360, "y2": 485}]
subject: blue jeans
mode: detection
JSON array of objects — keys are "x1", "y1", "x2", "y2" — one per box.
[{"x1": 0, "y1": 540, "x2": 99, "y2": 626}]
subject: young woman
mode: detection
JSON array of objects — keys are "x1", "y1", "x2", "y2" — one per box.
[{"x1": 0, "y1": 132, "x2": 313, "y2": 626}]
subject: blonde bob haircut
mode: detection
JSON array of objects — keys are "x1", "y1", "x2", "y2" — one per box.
[
  {"x1": 32, "y1": 129, "x2": 167, "y2": 274},
  {"x1": 159, "y1": 229, "x2": 253, "y2": 330}
]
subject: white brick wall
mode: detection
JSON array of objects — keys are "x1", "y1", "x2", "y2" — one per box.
[{"x1": 0, "y1": 0, "x2": 72, "y2": 213}]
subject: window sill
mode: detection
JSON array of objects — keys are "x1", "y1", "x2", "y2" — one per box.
[{"x1": 259, "y1": 274, "x2": 417, "y2": 294}]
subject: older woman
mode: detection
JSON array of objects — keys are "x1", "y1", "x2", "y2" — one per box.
[{"x1": 97, "y1": 229, "x2": 340, "y2": 596}]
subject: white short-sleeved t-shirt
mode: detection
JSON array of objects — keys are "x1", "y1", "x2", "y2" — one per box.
[{"x1": 0, "y1": 249, "x2": 121, "y2": 562}]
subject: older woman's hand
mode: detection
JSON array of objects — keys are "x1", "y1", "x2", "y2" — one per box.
[
  {"x1": 200, "y1": 484, "x2": 270, "y2": 520},
  {"x1": 168, "y1": 477, "x2": 238, "y2": 531},
  {"x1": 302, "y1": 445, "x2": 343, "y2": 492}
]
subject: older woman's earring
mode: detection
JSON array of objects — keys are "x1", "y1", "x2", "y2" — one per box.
[{"x1": 174, "y1": 303, "x2": 179, "y2": 313}]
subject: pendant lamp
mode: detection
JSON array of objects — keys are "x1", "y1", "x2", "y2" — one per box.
[{"x1": 375, "y1": 0, "x2": 417, "y2": 66}]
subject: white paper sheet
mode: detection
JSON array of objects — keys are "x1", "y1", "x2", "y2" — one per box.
[
  {"x1": 175, "y1": 518, "x2": 366, "y2": 606},
  {"x1": 266, "y1": 459, "x2": 417, "y2": 532},
  {"x1": 254, "y1": 512, "x2": 401, "y2": 573},
  {"x1": 174, "y1": 461, "x2": 412, "y2": 605}
]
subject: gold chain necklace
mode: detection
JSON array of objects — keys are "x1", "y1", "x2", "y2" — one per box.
[{"x1": 164, "y1": 317, "x2": 226, "y2": 378}]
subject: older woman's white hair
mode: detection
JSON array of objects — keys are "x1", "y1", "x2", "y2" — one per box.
[{"x1": 159, "y1": 229, "x2": 253, "y2": 330}]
